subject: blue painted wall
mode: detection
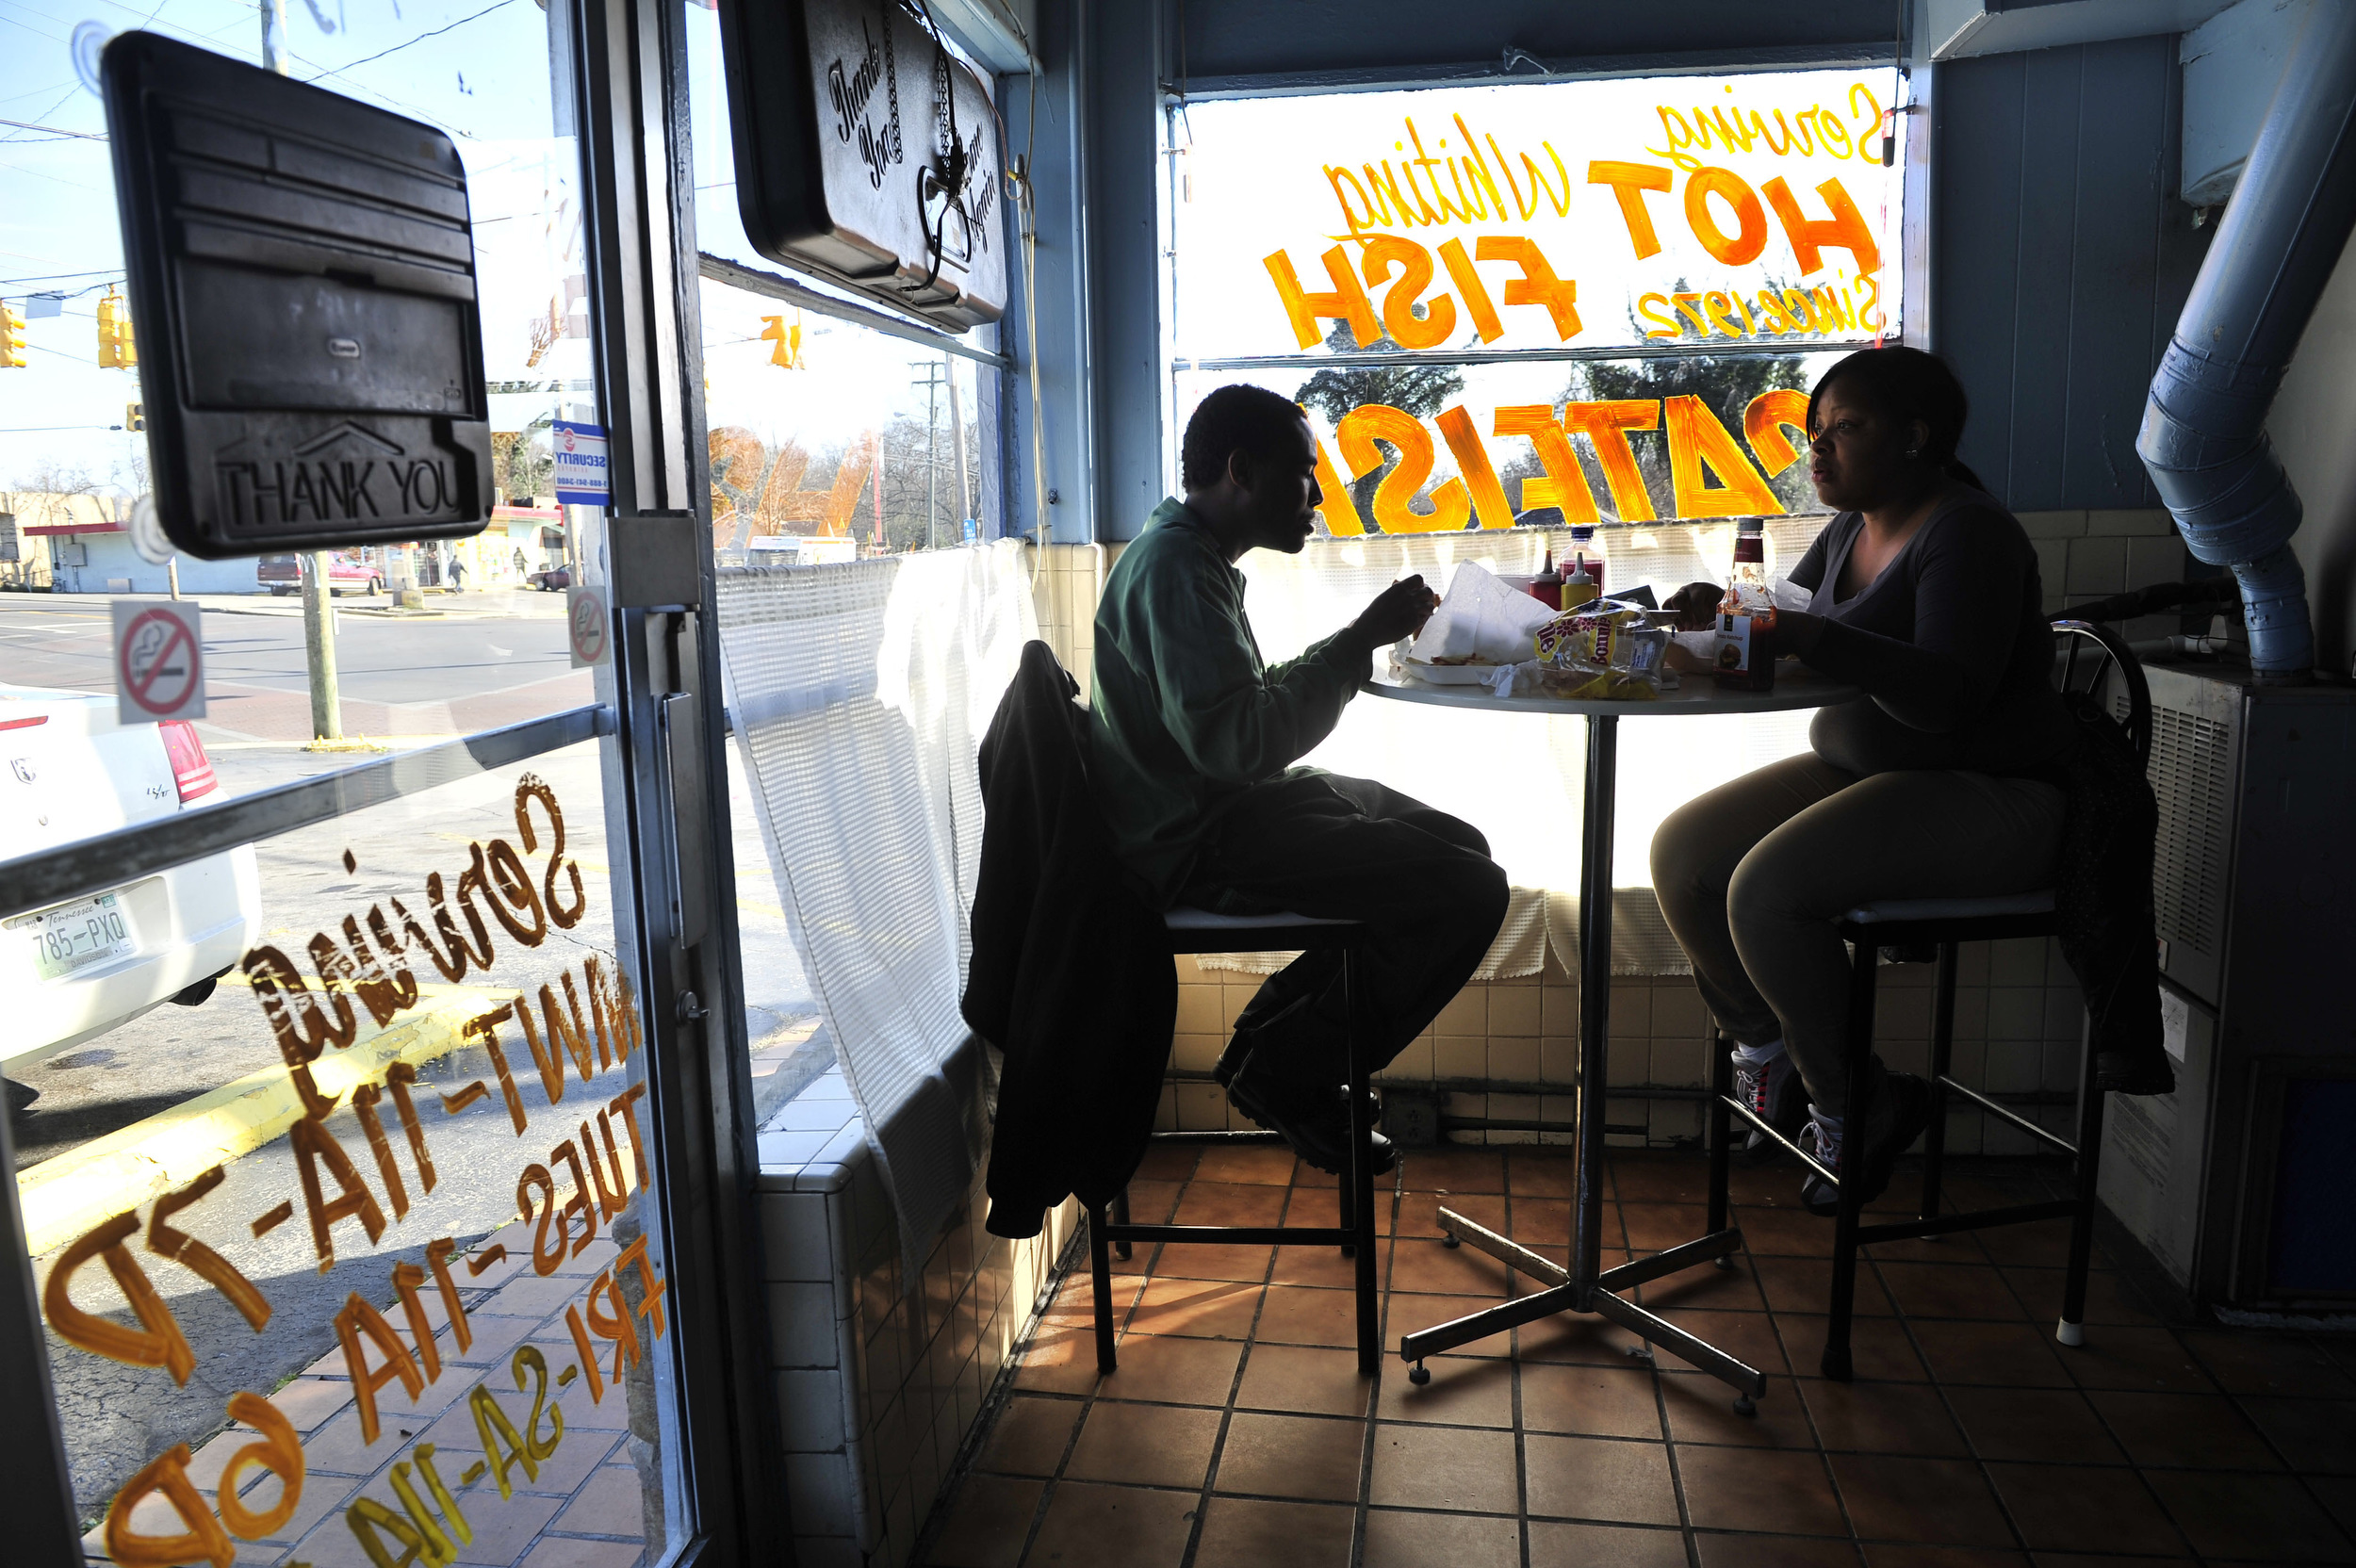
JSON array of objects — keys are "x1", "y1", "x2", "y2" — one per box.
[{"x1": 1933, "y1": 35, "x2": 2213, "y2": 511}]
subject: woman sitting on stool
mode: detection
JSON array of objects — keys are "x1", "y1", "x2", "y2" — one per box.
[{"x1": 1651, "y1": 347, "x2": 2076, "y2": 1216}]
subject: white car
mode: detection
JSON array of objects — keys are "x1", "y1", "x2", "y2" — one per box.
[{"x1": 0, "y1": 684, "x2": 261, "y2": 1074}]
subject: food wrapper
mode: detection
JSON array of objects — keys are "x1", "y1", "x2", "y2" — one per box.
[
  {"x1": 1533, "y1": 597, "x2": 1650, "y2": 670},
  {"x1": 1411, "y1": 561, "x2": 1558, "y2": 666}
]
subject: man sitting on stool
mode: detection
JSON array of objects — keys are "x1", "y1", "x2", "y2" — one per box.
[{"x1": 1089, "y1": 384, "x2": 1512, "y2": 1174}]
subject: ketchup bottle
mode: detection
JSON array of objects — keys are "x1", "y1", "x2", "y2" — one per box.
[
  {"x1": 1713, "y1": 518, "x2": 1777, "y2": 691},
  {"x1": 1530, "y1": 542, "x2": 1562, "y2": 611}
]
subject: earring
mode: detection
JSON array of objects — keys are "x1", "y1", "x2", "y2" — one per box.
[{"x1": 1905, "y1": 447, "x2": 1922, "y2": 461}]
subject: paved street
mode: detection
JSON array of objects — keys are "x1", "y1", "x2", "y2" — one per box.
[{"x1": 2, "y1": 592, "x2": 825, "y2": 1521}]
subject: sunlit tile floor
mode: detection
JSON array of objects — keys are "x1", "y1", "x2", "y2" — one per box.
[{"x1": 920, "y1": 1143, "x2": 2356, "y2": 1568}]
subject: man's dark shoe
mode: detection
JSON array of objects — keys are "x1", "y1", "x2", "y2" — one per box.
[
  {"x1": 1222, "y1": 1062, "x2": 1397, "y2": 1178},
  {"x1": 1799, "y1": 1068, "x2": 1931, "y2": 1217}
]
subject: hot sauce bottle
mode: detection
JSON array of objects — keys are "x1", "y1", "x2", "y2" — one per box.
[
  {"x1": 1530, "y1": 542, "x2": 1562, "y2": 611},
  {"x1": 1713, "y1": 518, "x2": 1777, "y2": 691}
]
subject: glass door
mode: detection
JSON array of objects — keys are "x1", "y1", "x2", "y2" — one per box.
[{"x1": 0, "y1": 0, "x2": 768, "y2": 1561}]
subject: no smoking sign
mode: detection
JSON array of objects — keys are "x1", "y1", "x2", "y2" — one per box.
[
  {"x1": 112, "y1": 601, "x2": 207, "y2": 724},
  {"x1": 567, "y1": 584, "x2": 612, "y2": 668}
]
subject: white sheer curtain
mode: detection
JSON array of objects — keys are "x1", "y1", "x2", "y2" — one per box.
[
  {"x1": 1207, "y1": 519, "x2": 1831, "y2": 977},
  {"x1": 716, "y1": 541, "x2": 1039, "y2": 1260}
]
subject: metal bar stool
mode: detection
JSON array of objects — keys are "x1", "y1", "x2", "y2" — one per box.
[
  {"x1": 1709, "y1": 620, "x2": 2151, "y2": 1380},
  {"x1": 1087, "y1": 908, "x2": 1383, "y2": 1377}
]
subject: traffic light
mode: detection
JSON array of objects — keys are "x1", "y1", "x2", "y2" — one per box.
[
  {"x1": 96, "y1": 288, "x2": 137, "y2": 369},
  {"x1": 1, "y1": 303, "x2": 24, "y2": 368},
  {"x1": 126, "y1": 402, "x2": 145, "y2": 433},
  {"x1": 760, "y1": 312, "x2": 805, "y2": 368}
]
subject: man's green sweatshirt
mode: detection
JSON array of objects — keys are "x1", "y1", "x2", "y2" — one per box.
[{"x1": 1088, "y1": 498, "x2": 1369, "y2": 906}]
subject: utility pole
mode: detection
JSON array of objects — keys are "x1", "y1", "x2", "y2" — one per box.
[
  {"x1": 260, "y1": 0, "x2": 341, "y2": 744},
  {"x1": 911, "y1": 359, "x2": 951, "y2": 550},
  {"x1": 943, "y1": 351, "x2": 972, "y2": 541}
]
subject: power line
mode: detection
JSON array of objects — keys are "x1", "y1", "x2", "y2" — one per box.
[
  {"x1": 305, "y1": 0, "x2": 517, "y2": 80},
  {"x1": 0, "y1": 115, "x2": 104, "y2": 139}
]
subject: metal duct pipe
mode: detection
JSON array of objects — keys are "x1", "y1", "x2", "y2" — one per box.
[{"x1": 2135, "y1": 1, "x2": 2356, "y2": 684}]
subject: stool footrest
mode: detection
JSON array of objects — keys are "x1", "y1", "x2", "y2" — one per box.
[
  {"x1": 1855, "y1": 1197, "x2": 2078, "y2": 1247},
  {"x1": 1936, "y1": 1076, "x2": 2078, "y2": 1155},
  {"x1": 1721, "y1": 1093, "x2": 1837, "y2": 1184},
  {"x1": 1102, "y1": 1222, "x2": 1354, "y2": 1247},
  {"x1": 1598, "y1": 1229, "x2": 1743, "y2": 1291}
]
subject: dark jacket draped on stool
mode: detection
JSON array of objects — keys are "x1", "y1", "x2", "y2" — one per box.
[{"x1": 965, "y1": 641, "x2": 1176, "y2": 1239}]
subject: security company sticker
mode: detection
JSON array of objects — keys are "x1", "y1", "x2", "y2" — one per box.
[
  {"x1": 567, "y1": 584, "x2": 612, "y2": 668},
  {"x1": 551, "y1": 419, "x2": 611, "y2": 507},
  {"x1": 113, "y1": 599, "x2": 206, "y2": 723}
]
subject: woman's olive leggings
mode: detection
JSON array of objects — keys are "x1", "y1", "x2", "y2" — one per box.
[{"x1": 1649, "y1": 754, "x2": 2065, "y2": 1116}]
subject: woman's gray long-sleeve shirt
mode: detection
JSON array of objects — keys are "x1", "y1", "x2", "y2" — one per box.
[{"x1": 1788, "y1": 488, "x2": 2075, "y2": 778}]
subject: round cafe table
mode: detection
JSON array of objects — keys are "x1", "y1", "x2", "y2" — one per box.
[{"x1": 1362, "y1": 662, "x2": 1858, "y2": 1411}]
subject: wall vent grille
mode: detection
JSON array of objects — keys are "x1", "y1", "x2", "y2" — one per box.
[{"x1": 2148, "y1": 704, "x2": 2233, "y2": 960}]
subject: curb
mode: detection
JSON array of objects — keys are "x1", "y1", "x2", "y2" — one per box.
[{"x1": 17, "y1": 983, "x2": 515, "y2": 1257}]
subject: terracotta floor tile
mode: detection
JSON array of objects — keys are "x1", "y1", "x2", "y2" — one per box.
[
  {"x1": 1392, "y1": 1190, "x2": 1506, "y2": 1240},
  {"x1": 1134, "y1": 1145, "x2": 1201, "y2": 1183},
  {"x1": 1873, "y1": 1262, "x2": 2028, "y2": 1322},
  {"x1": 1692, "y1": 1533, "x2": 1862, "y2": 1568},
  {"x1": 1064, "y1": 1400, "x2": 1222, "y2": 1489},
  {"x1": 1995, "y1": 1267, "x2": 2160, "y2": 1328},
  {"x1": 1252, "y1": 1285, "x2": 1363, "y2": 1349},
  {"x1": 1191, "y1": 1496, "x2": 1353, "y2": 1568},
  {"x1": 1375, "y1": 1351, "x2": 1513, "y2": 1426},
  {"x1": 1097, "y1": 1333, "x2": 1243, "y2": 1406},
  {"x1": 2155, "y1": 1472, "x2": 2353, "y2": 1562},
  {"x1": 975, "y1": 1396, "x2": 1083, "y2": 1478},
  {"x1": 1524, "y1": 1433, "x2": 1680, "y2": 1526},
  {"x1": 1519, "y1": 1362, "x2": 1666, "y2": 1440},
  {"x1": 1023, "y1": 1480, "x2": 1198, "y2": 1568},
  {"x1": 1121, "y1": 1179, "x2": 1185, "y2": 1223},
  {"x1": 1362, "y1": 1508, "x2": 1521, "y2": 1568},
  {"x1": 1509, "y1": 1197, "x2": 1575, "y2": 1244},
  {"x1": 1388, "y1": 1238, "x2": 1513, "y2": 1297},
  {"x1": 1676, "y1": 1446, "x2": 1846, "y2": 1536},
  {"x1": 1623, "y1": 1202, "x2": 1714, "y2": 1251},
  {"x1": 1755, "y1": 1255, "x2": 1895, "y2": 1317},
  {"x1": 1611, "y1": 1154, "x2": 1713, "y2": 1204},
  {"x1": 1782, "y1": 1313, "x2": 1939, "y2": 1384},
  {"x1": 2239, "y1": 1396, "x2": 2356, "y2": 1474},
  {"x1": 1175, "y1": 1182, "x2": 1291, "y2": 1228},
  {"x1": 1213, "y1": 1412, "x2": 1366, "y2": 1502},
  {"x1": 1011, "y1": 1325, "x2": 1106, "y2": 1396},
  {"x1": 2177, "y1": 1330, "x2": 2356, "y2": 1399},
  {"x1": 1266, "y1": 1238, "x2": 1383, "y2": 1290},
  {"x1": 1529, "y1": 1520, "x2": 1691, "y2": 1567},
  {"x1": 1861, "y1": 1549, "x2": 2027, "y2": 1568},
  {"x1": 1509, "y1": 1152, "x2": 1579, "y2": 1200},
  {"x1": 1829, "y1": 1454, "x2": 2012, "y2": 1547},
  {"x1": 1940, "y1": 1386, "x2": 2122, "y2": 1465},
  {"x1": 1519, "y1": 1310, "x2": 1651, "y2": 1367},
  {"x1": 2085, "y1": 1391, "x2": 2281, "y2": 1470},
  {"x1": 1800, "y1": 1380, "x2": 1968, "y2": 1457},
  {"x1": 1660, "y1": 1373, "x2": 1819, "y2": 1451},
  {"x1": 442, "y1": 1489, "x2": 560, "y2": 1565},
  {"x1": 1736, "y1": 1205, "x2": 1840, "y2": 1259},
  {"x1": 1367, "y1": 1421, "x2": 1520, "y2": 1512},
  {"x1": 1193, "y1": 1145, "x2": 1304, "y2": 1186},
  {"x1": 1981, "y1": 1463, "x2": 2185, "y2": 1556},
  {"x1": 1974, "y1": 1219, "x2": 2096, "y2": 1269},
  {"x1": 1399, "y1": 1146, "x2": 1508, "y2": 1193},
  {"x1": 1649, "y1": 1308, "x2": 1792, "y2": 1377},
  {"x1": 2061, "y1": 1327, "x2": 2213, "y2": 1394},
  {"x1": 1233, "y1": 1344, "x2": 1374, "y2": 1418},
  {"x1": 1279, "y1": 1184, "x2": 1360, "y2": 1232},
  {"x1": 1124, "y1": 1275, "x2": 1263, "y2": 1340},
  {"x1": 1633, "y1": 1256, "x2": 1768, "y2": 1314},
  {"x1": 926, "y1": 1477, "x2": 1043, "y2": 1568},
  {"x1": 1153, "y1": 1243, "x2": 1275, "y2": 1284},
  {"x1": 1904, "y1": 1321, "x2": 2070, "y2": 1387},
  {"x1": 1389, "y1": 1292, "x2": 1521, "y2": 1356},
  {"x1": 515, "y1": 1541, "x2": 645, "y2": 1568}
]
